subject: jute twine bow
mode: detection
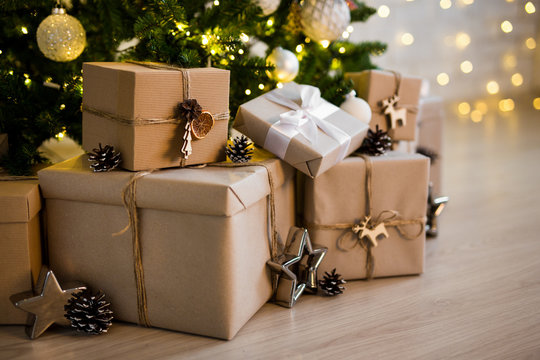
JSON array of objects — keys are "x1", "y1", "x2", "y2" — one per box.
[
  {"x1": 82, "y1": 60, "x2": 229, "y2": 167},
  {"x1": 113, "y1": 161, "x2": 282, "y2": 326},
  {"x1": 309, "y1": 154, "x2": 424, "y2": 280}
]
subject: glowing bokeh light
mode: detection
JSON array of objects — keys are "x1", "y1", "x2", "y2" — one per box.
[{"x1": 486, "y1": 81, "x2": 500, "y2": 94}]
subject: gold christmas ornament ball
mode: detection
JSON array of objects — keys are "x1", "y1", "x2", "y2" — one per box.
[
  {"x1": 36, "y1": 7, "x2": 86, "y2": 62},
  {"x1": 300, "y1": 0, "x2": 350, "y2": 42},
  {"x1": 265, "y1": 47, "x2": 299, "y2": 82}
]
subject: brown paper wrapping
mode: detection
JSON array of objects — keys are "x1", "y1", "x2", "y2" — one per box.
[
  {"x1": 0, "y1": 133, "x2": 8, "y2": 158},
  {"x1": 0, "y1": 181, "x2": 42, "y2": 324},
  {"x1": 38, "y1": 155, "x2": 295, "y2": 340},
  {"x1": 303, "y1": 152, "x2": 429, "y2": 280},
  {"x1": 82, "y1": 62, "x2": 230, "y2": 171},
  {"x1": 234, "y1": 84, "x2": 369, "y2": 178},
  {"x1": 417, "y1": 97, "x2": 444, "y2": 195},
  {"x1": 346, "y1": 70, "x2": 422, "y2": 141}
]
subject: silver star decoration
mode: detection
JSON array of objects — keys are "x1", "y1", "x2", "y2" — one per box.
[
  {"x1": 10, "y1": 267, "x2": 86, "y2": 339},
  {"x1": 267, "y1": 227, "x2": 327, "y2": 307},
  {"x1": 426, "y1": 184, "x2": 449, "y2": 237}
]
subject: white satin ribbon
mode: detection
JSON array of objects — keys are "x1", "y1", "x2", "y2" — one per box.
[{"x1": 263, "y1": 83, "x2": 351, "y2": 161}]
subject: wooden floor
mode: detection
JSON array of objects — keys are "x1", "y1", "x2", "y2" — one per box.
[{"x1": 1, "y1": 101, "x2": 539, "y2": 359}]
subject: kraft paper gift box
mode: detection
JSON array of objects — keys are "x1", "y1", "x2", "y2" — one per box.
[
  {"x1": 234, "y1": 82, "x2": 369, "y2": 178},
  {"x1": 303, "y1": 152, "x2": 429, "y2": 280},
  {"x1": 82, "y1": 62, "x2": 230, "y2": 171},
  {"x1": 0, "y1": 180, "x2": 42, "y2": 324},
  {"x1": 0, "y1": 133, "x2": 8, "y2": 157},
  {"x1": 417, "y1": 97, "x2": 444, "y2": 195},
  {"x1": 38, "y1": 154, "x2": 295, "y2": 340},
  {"x1": 346, "y1": 70, "x2": 422, "y2": 141}
]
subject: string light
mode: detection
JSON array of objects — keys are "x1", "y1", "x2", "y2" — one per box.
[
  {"x1": 346, "y1": 25, "x2": 354, "y2": 33},
  {"x1": 320, "y1": 40, "x2": 330, "y2": 48},
  {"x1": 437, "y1": 72, "x2": 450, "y2": 86},
  {"x1": 238, "y1": 49, "x2": 244, "y2": 54},
  {"x1": 486, "y1": 80, "x2": 499, "y2": 94},
  {"x1": 511, "y1": 73, "x2": 523, "y2": 86},
  {"x1": 59, "y1": 104, "x2": 66, "y2": 110},
  {"x1": 460, "y1": 60, "x2": 473, "y2": 73},
  {"x1": 201, "y1": 35, "x2": 209, "y2": 45},
  {"x1": 258, "y1": 83, "x2": 265, "y2": 90},
  {"x1": 214, "y1": 0, "x2": 219, "y2": 5},
  {"x1": 267, "y1": 19, "x2": 274, "y2": 26},
  {"x1": 470, "y1": 110, "x2": 483, "y2": 122},
  {"x1": 240, "y1": 33, "x2": 249, "y2": 42},
  {"x1": 245, "y1": 89, "x2": 251, "y2": 95},
  {"x1": 502, "y1": 54, "x2": 517, "y2": 69},
  {"x1": 339, "y1": 47, "x2": 346, "y2": 53},
  {"x1": 342, "y1": 31, "x2": 350, "y2": 39},
  {"x1": 401, "y1": 33, "x2": 414, "y2": 46},
  {"x1": 276, "y1": 82, "x2": 283, "y2": 88},
  {"x1": 458, "y1": 102, "x2": 471, "y2": 115},
  {"x1": 498, "y1": 99, "x2": 515, "y2": 112},
  {"x1": 440, "y1": 0, "x2": 452, "y2": 10},
  {"x1": 525, "y1": 37, "x2": 536, "y2": 49},
  {"x1": 533, "y1": 98, "x2": 540, "y2": 110},
  {"x1": 21, "y1": 26, "x2": 28, "y2": 34},
  {"x1": 525, "y1": 1, "x2": 536, "y2": 13},
  {"x1": 296, "y1": 44, "x2": 303, "y2": 53},
  {"x1": 475, "y1": 101, "x2": 488, "y2": 115},
  {"x1": 0, "y1": 50, "x2": 2, "y2": 55},
  {"x1": 210, "y1": 49, "x2": 216, "y2": 55},
  {"x1": 455, "y1": 32, "x2": 471, "y2": 49},
  {"x1": 500, "y1": 20, "x2": 513, "y2": 33},
  {"x1": 378, "y1": 5, "x2": 390, "y2": 18}
]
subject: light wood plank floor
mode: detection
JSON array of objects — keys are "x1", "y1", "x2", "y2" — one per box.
[{"x1": 1, "y1": 101, "x2": 539, "y2": 359}]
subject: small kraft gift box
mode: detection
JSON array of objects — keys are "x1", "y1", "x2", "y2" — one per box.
[
  {"x1": 303, "y1": 152, "x2": 429, "y2": 280},
  {"x1": 82, "y1": 62, "x2": 230, "y2": 171},
  {"x1": 38, "y1": 154, "x2": 295, "y2": 340},
  {"x1": 346, "y1": 70, "x2": 422, "y2": 141},
  {"x1": 234, "y1": 82, "x2": 369, "y2": 178},
  {"x1": 417, "y1": 97, "x2": 445, "y2": 195},
  {"x1": 0, "y1": 180, "x2": 42, "y2": 324}
]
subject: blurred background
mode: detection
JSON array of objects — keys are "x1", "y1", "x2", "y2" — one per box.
[{"x1": 350, "y1": 0, "x2": 539, "y2": 122}]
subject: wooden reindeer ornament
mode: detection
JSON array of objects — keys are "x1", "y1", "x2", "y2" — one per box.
[
  {"x1": 380, "y1": 94, "x2": 407, "y2": 130},
  {"x1": 352, "y1": 216, "x2": 389, "y2": 248}
]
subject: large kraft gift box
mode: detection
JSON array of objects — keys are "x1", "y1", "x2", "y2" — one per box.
[
  {"x1": 82, "y1": 62, "x2": 230, "y2": 171},
  {"x1": 346, "y1": 70, "x2": 422, "y2": 141},
  {"x1": 417, "y1": 97, "x2": 444, "y2": 195},
  {"x1": 38, "y1": 155, "x2": 295, "y2": 340},
  {"x1": 0, "y1": 180, "x2": 42, "y2": 324},
  {"x1": 234, "y1": 82, "x2": 369, "y2": 178},
  {"x1": 303, "y1": 152, "x2": 429, "y2": 280}
]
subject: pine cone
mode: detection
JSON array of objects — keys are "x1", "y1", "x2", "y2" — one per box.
[
  {"x1": 64, "y1": 289, "x2": 113, "y2": 335},
  {"x1": 88, "y1": 143, "x2": 121, "y2": 172},
  {"x1": 175, "y1": 99, "x2": 202, "y2": 123},
  {"x1": 226, "y1": 135, "x2": 254, "y2": 163},
  {"x1": 318, "y1": 268, "x2": 346, "y2": 296},
  {"x1": 416, "y1": 146, "x2": 438, "y2": 165},
  {"x1": 357, "y1": 125, "x2": 392, "y2": 156}
]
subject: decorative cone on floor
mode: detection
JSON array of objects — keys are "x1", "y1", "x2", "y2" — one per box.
[
  {"x1": 226, "y1": 135, "x2": 254, "y2": 163},
  {"x1": 64, "y1": 289, "x2": 113, "y2": 335},
  {"x1": 318, "y1": 268, "x2": 346, "y2": 296},
  {"x1": 357, "y1": 125, "x2": 392, "y2": 156},
  {"x1": 88, "y1": 143, "x2": 121, "y2": 172}
]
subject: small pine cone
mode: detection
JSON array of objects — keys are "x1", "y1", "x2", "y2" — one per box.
[
  {"x1": 226, "y1": 135, "x2": 254, "y2": 163},
  {"x1": 358, "y1": 125, "x2": 392, "y2": 156},
  {"x1": 64, "y1": 289, "x2": 113, "y2": 335},
  {"x1": 175, "y1": 99, "x2": 202, "y2": 123},
  {"x1": 318, "y1": 268, "x2": 346, "y2": 296},
  {"x1": 416, "y1": 146, "x2": 438, "y2": 165},
  {"x1": 88, "y1": 143, "x2": 121, "y2": 172}
]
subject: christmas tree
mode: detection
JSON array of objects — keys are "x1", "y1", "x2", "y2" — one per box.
[{"x1": 0, "y1": 0, "x2": 385, "y2": 175}]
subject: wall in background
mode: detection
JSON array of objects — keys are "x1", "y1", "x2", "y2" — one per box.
[{"x1": 349, "y1": 0, "x2": 539, "y2": 118}]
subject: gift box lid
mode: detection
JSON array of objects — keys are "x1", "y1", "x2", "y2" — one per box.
[
  {"x1": 38, "y1": 155, "x2": 294, "y2": 217},
  {"x1": 0, "y1": 180, "x2": 41, "y2": 223}
]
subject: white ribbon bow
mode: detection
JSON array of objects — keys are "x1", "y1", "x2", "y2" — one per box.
[{"x1": 264, "y1": 83, "x2": 351, "y2": 161}]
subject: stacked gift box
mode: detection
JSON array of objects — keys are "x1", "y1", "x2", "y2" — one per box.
[{"x1": 1, "y1": 65, "x2": 447, "y2": 340}]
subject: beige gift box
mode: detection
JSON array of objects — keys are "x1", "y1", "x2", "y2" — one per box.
[
  {"x1": 234, "y1": 83, "x2": 369, "y2": 178},
  {"x1": 303, "y1": 152, "x2": 429, "y2": 280},
  {"x1": 0, "y1": 180, "x2": 42, "y2": 324},
  {"x1": 346, "y1": 70, "x2": 422, "y2": 141},
  {"x1": 38, "y1": 155, "x2": 295, "y2": 340},
  {"x1": 82, "y1": 62, "x2": 230, "y2": 171},
  {"x1": 417, "y1": 97, "x2": 444, "y2": 195}
]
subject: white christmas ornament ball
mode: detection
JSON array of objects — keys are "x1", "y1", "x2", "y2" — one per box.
[
  {"x1": 300, "y1": 0, "x2": 350, "y2": 42},
  {"x1": 36, "y1": 7, "x2": 86, "y2": 62},
  {"x1": 255, "y1": 0, "x2": 281, "y2": 15},
  {"x1": 340, "y1": 91, "x2": 372, "y2": 124},
  {"x1": 266, "y1": 47, "x2": 299, "y2": 82}
]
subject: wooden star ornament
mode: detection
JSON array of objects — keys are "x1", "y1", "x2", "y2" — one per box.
[
  {"x1": 10, "y1": 267, "x2": 86, "y2": 339},
  {"x1": 267, "y1": 227, "x2": 327, "y2": 307}
]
